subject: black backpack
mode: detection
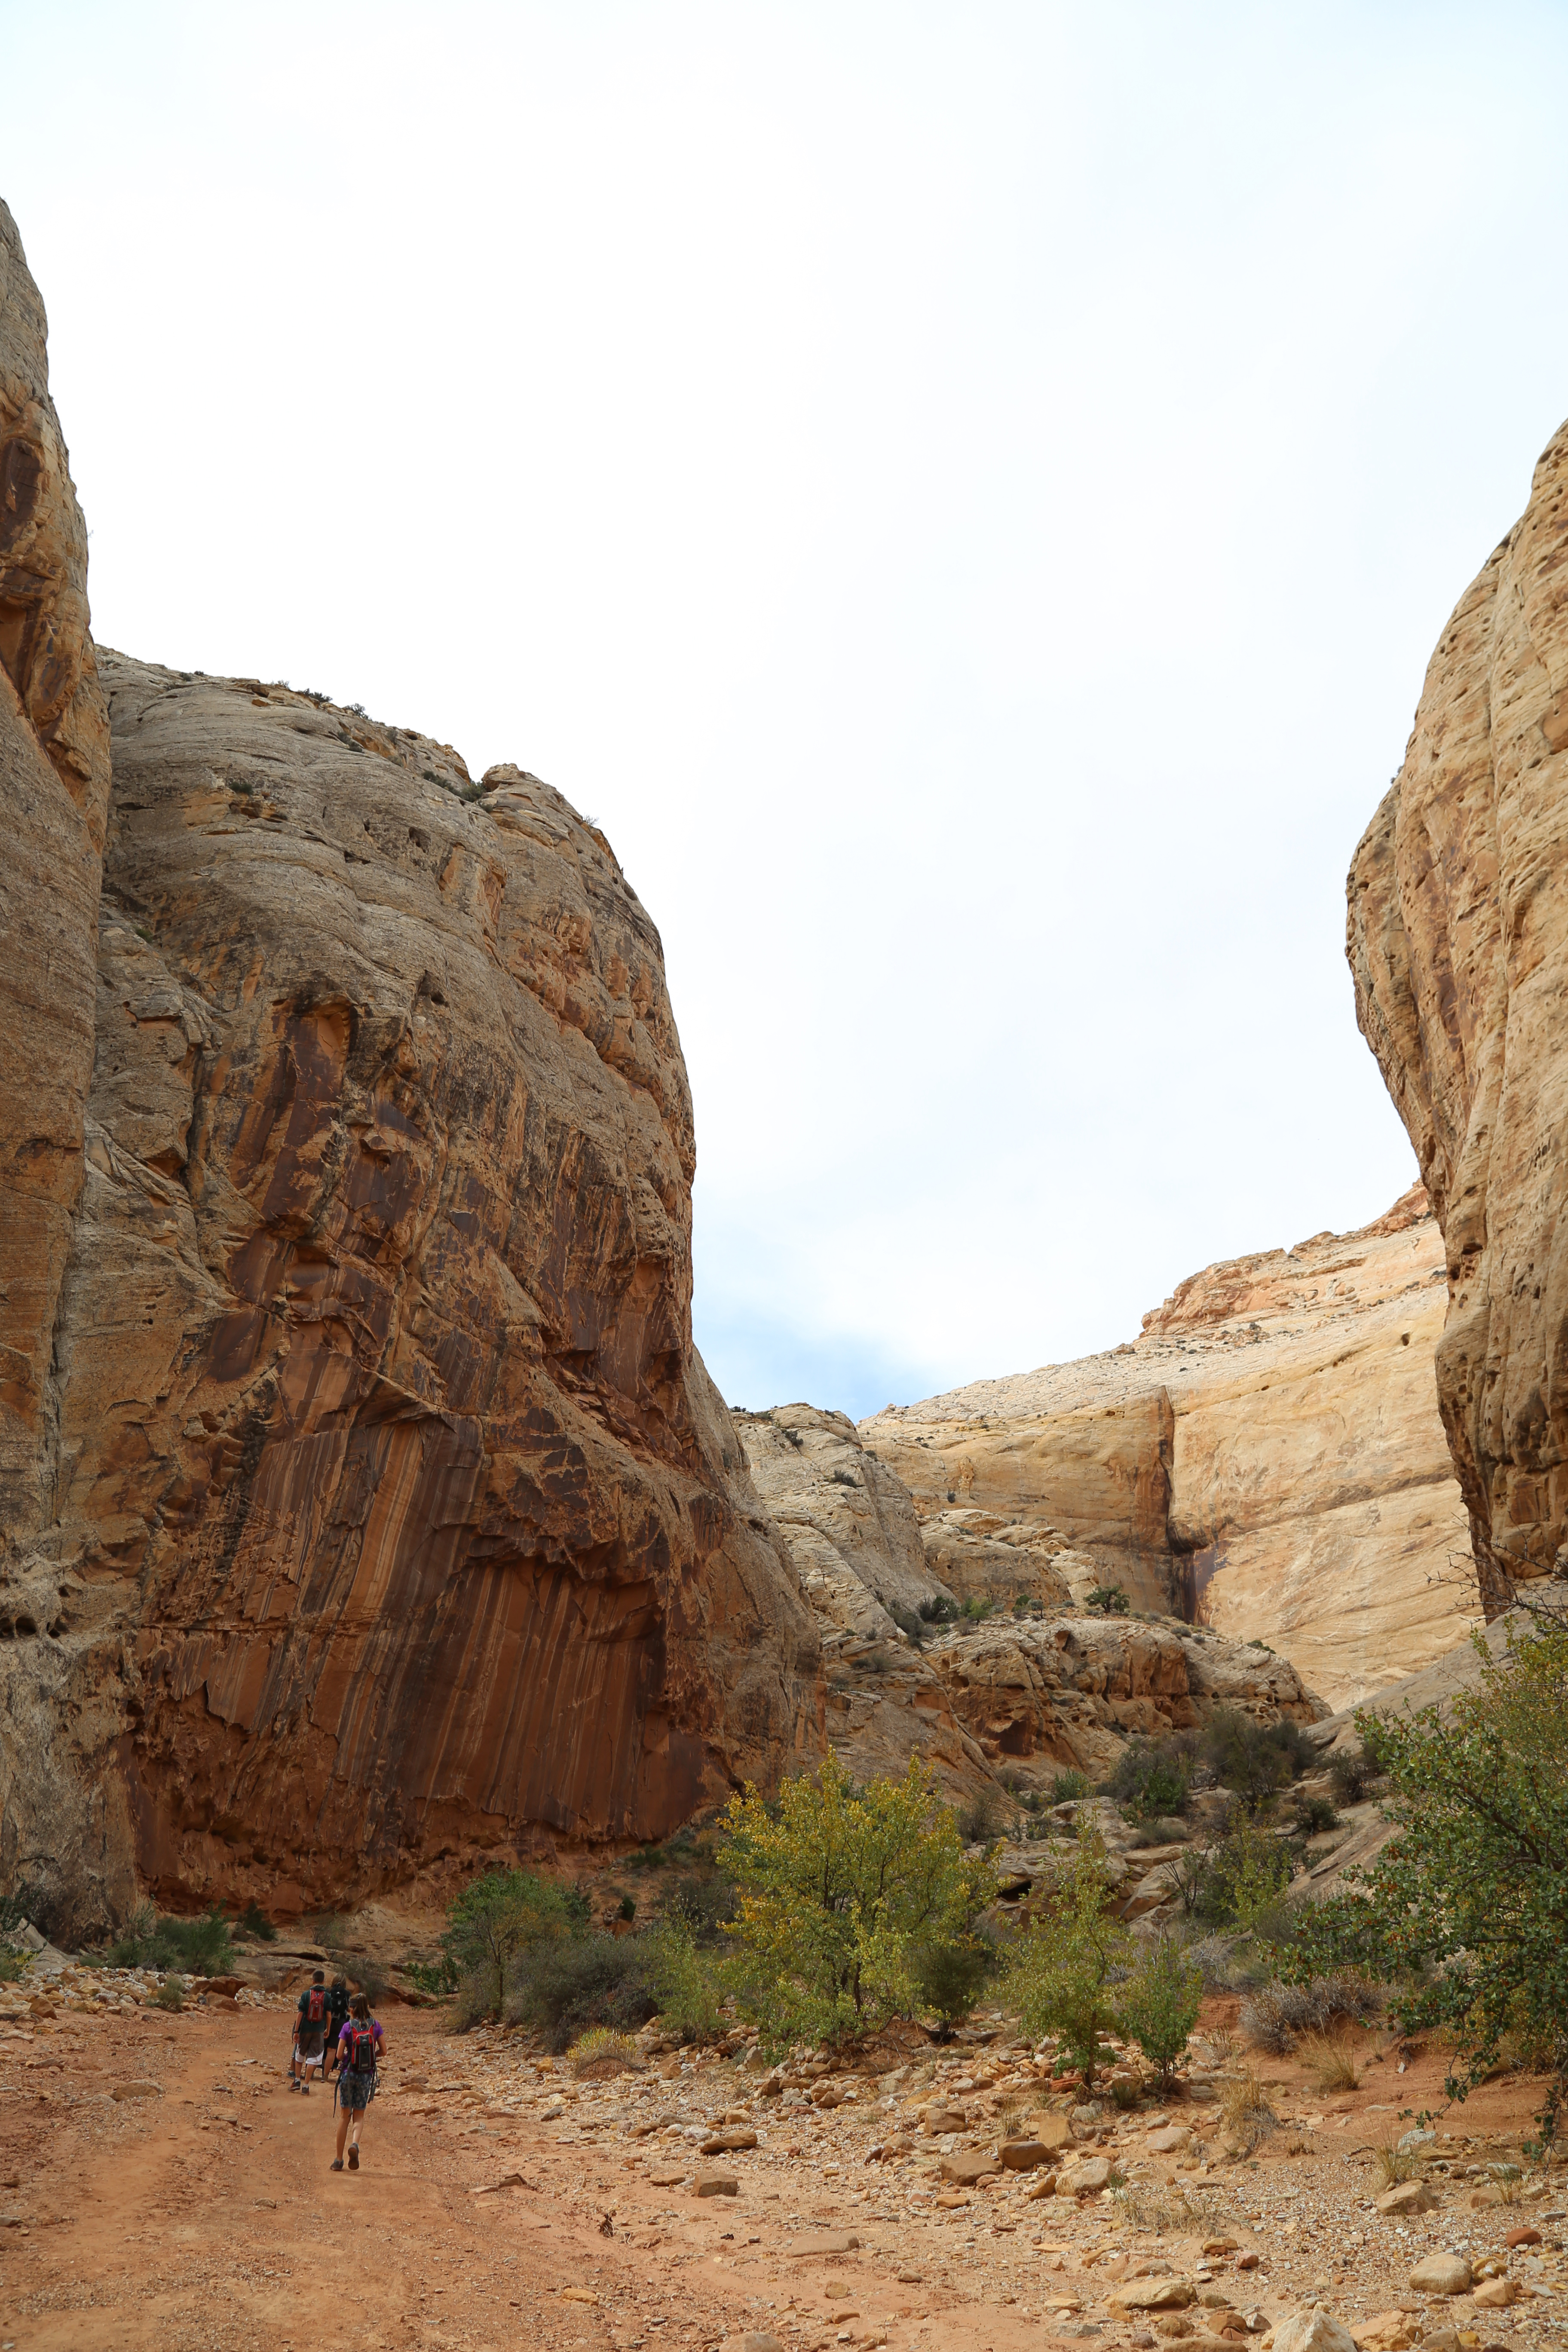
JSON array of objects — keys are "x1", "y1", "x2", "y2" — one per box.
[
  {"x1": 304, "y1": 1985, "x2": 327, "y2": 2027},
  {"x1": 345, "y1": 2021, "x2": 377, "y2": 2078}
]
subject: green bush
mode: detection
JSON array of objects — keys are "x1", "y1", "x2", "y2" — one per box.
[
  {"x1": 1293, "y1": 1793, "x2": 1339, "y2": 1836},
  {"x1": 1105, "y1": 1737, "x2": 1193, "y2": 1820},
  {"x1": 1118, "y1": 1935, "x2": 1203, "y2": 2086},
  {"x1": 237, "y1": 1899, "x2": 276, "y2": 1942},
  {"x1": 1049, "y1": 1768, "x2": 1092, "y2": 1805},
  {"x1": 918, "y1": 1596, "x2": 959, "y2": 1625},
  {"x1": 1086, "y1": 1585, "x2": 1130, "y2": 1615},
  {"x1": 1201, "y1": 1709, "x2": 1312, "y2": 1811},
  {"x1": 440, "y1": 1868, "x2": 576, "y2": 2018},
  {"x1": 504, "y1": 1932, "x2": 658, "y2": 2050},
  {"x1": 1277, "y1": 1616, "x2": 1568, "y2": 2141},
  {"x1": 153, "y1": 1976, "x2": 185, "y2": 2012},
  {"x1": 1000, "y1": 1824, "x2": 1130, "y2": 2085},
  {"x1": 719, "y1": 1754, "x2": 995, "y2": 2055},
  {"x1": 643, "y1": 1905, "x2": 725, "y2": 2044},
  {"x1": 108, "y1": 1905, "x2": 235, "y2": 1977},
  {"x1": 914, "y1": 1926, "x2": 995, "y2": 2037},
  {"x1": 1327, "y1": 1748, "x2": 1378, "y2": 1806},
  {"x1": 1199, "y1": 1811, "x2": 1293, "y2": 1930},
  {"x1": 889, "y1": 1603, "x2": 928, "y2": 1648}
]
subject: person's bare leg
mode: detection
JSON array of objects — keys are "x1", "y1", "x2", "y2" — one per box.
[{"x1": 335, "y1": 2104, "x2": 350, "y2": 2164}]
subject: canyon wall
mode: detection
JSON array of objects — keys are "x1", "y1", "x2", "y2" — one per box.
[
  {"x1": 1348, "y1": 418, "x2": 1568, "y2": 1617},
  {"x1": 0, "y1": 205, "x2": 823, "y2": 1937},
  {"x1": 861, "y1": 1185, "x2": 1475, "y2": 1711}
]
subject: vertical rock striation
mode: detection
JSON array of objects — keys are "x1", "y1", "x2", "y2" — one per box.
[
  {"x1": 1348, "y1": 420, "x2": 1568, "y2": 1613},
  {"x1": 0, "y1": 200, "x2": 111, "y2": 1540}
]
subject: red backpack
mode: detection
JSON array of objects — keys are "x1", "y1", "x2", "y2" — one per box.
[
  {"x1": 305, "y1": 1985, "x2": 327, "y2": 2026},
  {"x1": 345, "y1": 2022, "x2": 377, "y2": 2078}
]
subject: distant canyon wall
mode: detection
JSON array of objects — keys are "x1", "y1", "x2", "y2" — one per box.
[
  {"x1": 861, "y1": 1185, "x2": 1475, "y2": 1712},
  {"x1": 1348, "y1": 417, "x2": 1568, "y2": 1618}
]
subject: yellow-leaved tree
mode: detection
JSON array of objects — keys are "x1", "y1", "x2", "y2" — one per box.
[{"x1": 718, "y1": 1754, "x2": 996, "y2": 2054}]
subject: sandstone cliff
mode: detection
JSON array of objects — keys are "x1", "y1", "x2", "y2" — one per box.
[
  {"x1": 0, "y1": 194, "x2": 827, "y2": 1941},
  {"x1": 861, "y1": 1185, "x2": 1474, "y2": 1711},
  {"x1": 1348, "y1": 419, "x2": 1568, "y2": 1617},
  {"x1": 733, "y1": 1405, "x2": 1325, "y2": 1804}
]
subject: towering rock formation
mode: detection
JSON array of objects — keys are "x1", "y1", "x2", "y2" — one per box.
[
  {"x1": 0, "y1": 201, "x2": 112, "y2": 1539},
  {"x1": 1348, "y1": 419, "x2": 1568, "y2": 1616},
  {"x1": 862, "y1": 1185, "x2": 1474, "y2": 1712},
  {"x1": 0, "y1": 205, "x2": 820, "y2": 1938}
]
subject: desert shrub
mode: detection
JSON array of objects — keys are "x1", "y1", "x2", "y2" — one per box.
[
  {"x1": 1201, "y1": 1709, "x2": 1312, "y2": 1810},
  {"x1": 959, "y1": 1597, "x2": 995, "y2": 1623},
  {"x1": 889, "y1": 1603, "x2": 928, "y2": 1648},
  {"x1": 1298, "y1": 2028, "x2": 1360, "y2": 2090},
  {"x1": 1219, "y1": 2060, "x2": 1277, "y2": 2153},
  {"x1": 1000, "y1": 1825, "x2": 1130, "y2": 2085},
  {"x1": 1240, "y1": 1972, "x2": 1380, "y2": 2053},
  {"x1": 1169, "y1": 1844, "x2": 1211, "y2": 1915},
  {"x1": 1049, "y1": 1769, "x2": 1092, "y2": 1805},
  {"x1": 153, "y1": 1976, "x2": 185, "y2": 2012},
  {"x1": 919, "y1": 1596, "x2": 959, "y2": 1626},
  {"x1": 567, "y1": 2026, "x2": 644, "y2": 2078},
  {"x1": 1086, "y1": 1585, "x2": 1130, "y2": 1615},
  {"x1": 110, "y1": 1905, "x2": 234, "y2": 1977},
  {"x1": 855, "y1": 1645, "x2": 894, "y2": 1675},
  {"x1": 1327, "y1": 1748, "x2": 1379, "y2": 1807},
  {"x1": 718, "y1": 1754, "x2": 995, "y2": 2055},
  {"x1": 1105, "y1": 1737, "x2": 1193, "y2": 1821},
  {"x1": 1185, "y1": 1931, "x2": 1240, "y2": 1990},
  {"x1": 441, "y1": 1867, "x2": 577, "y2": 2018},
  {"x1": 914, "y1": 1925, "x2": 996, "y2": 2037},
  {"x1": 1372, "y1": 2137, "x2": 1420, "y2": 2187},
  {"x1": 1198, "y1": 1812, "x2": 1292, "y2": 1930},
  {"x1": 643, "y1": 1905, "x2": 726, "y2": 2044},
  {"x1": 349, "y1": 1959, "x2": 389, "y2": 2004},
  {"x1": 1293, "y1": 1793, "x2": 1340, "y2": 1836},
  {"x1": 957, "y1": 1789, "x2": 1005, "y2": 1847},
  {"x1": 1277, "y1": 1616, "x2": 1568, "y2": 2141},
  {"x1": 504, "y1": 1932, "x2": 658, "y2": 2050},
  {"x1": 1118, "y1": 1935, "x2": 1204, "y2": 2086},
  {"x1": 617, "y1": 1894, "x2": 637, "y2": 1922},
  {"x1": 236, "y1": 1899, "x2": 276, "y2": 1942}
]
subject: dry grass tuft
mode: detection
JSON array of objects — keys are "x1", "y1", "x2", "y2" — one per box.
[
  {"x1": 1240, "y1": 1974, "x2": 1381, "y2": 2055},
  {"x1": 1219, "y1": 2061, "x2": 1278, "y2": 2156},
  {"x1": 566, "y1": 2027, "x2": 645, "y2": 2079},
  {"x1": 1372, "y1": 2139, "x2": 1419, "y2": 2187},
  {"x1": 1298, "y1": 2029, "x2": 1360, "y2": 2092},
  {"x1": 1112, "y1": 2181, "x2": 1219, "y2": 2234}
]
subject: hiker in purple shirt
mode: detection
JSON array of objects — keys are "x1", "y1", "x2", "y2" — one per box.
[{"x1": 331, "y1": 1994, "x2": 386, "y2": 2172}]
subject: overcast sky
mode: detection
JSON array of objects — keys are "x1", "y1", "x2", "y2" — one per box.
[{"x1": 9, "y1": 3, "x2": 1567, "y2": 1418}]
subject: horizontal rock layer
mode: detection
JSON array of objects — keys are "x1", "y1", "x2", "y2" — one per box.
[
  {"x1": 1348, "y1": 416, "x2": 1568, "y2": 1617},
  {"x1": 861, "y1": 1186, "x2": 1475, "y2": 1711}
]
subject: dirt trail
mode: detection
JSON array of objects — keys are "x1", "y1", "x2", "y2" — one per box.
[{"x1": 2, "y1": 1994, "x2": 1564, "y2": 2352}]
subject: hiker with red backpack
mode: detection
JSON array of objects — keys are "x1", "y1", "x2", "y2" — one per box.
[
  {"x1": 331, "y1": 1993, "x2": 385, "y2": 2172},
  {"x1": 291, "y1": 1970, "x2": 330, "y2": 2094}
]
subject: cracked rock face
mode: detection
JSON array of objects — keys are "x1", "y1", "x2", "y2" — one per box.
[
  {"x1": 18, "y1": 655, "x2": 823, "y2": 1928},
  {"x1": 1348, "y1": 416, "x2": 1568, "y2": 1615},
  {"x1": 0, "y1": 196, "x2": 822, "y2": 1936}
]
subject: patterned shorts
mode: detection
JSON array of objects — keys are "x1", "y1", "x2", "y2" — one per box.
[{"x1": 338, "y1": 2071, "x2": 374, "y2": 2112}]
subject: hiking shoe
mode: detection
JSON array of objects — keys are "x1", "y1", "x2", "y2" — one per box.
[
  {"x1": 348, "y1": 2145, "x2": 359, "y2": 2171},
  {"x1": 331, "y1": 2157, "x2": 344, "y2": 2171},
  {"x1": 289, "y1": 2078, "x2": 300, "y2": 2092},
  {"x1": 301, "y1": 2085, "x2": 310, "y2": 2095}
]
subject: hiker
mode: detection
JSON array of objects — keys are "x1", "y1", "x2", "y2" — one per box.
[
  {"x1": 291, "y1": 1969, "x2": 330, "y2": 2094},
  {"x1": 324, "y1": 1975, "x2": 349, "y2": 2074},
  {"x1": 331, "y1": 1992, "x2": 385, "y2": 2172}
]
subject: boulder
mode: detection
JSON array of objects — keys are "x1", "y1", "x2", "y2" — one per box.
[
  {"x1": 1149, "y1": 2125, "x2": 1194, "y2": 2154},
  {"x1": 1112, "y1": 2280, "x2": 1199, "y2": 2312},
  {"x1": 1273, "y1": 2314, "x2": 1357, "y2": 2352},
  {"x1": 1408, "y1": 2254, "x2": 1471, "y2": 2297},
  {"x1": 940, "y1": 2152, "x2": 1003, "y2": 2185},
  {"x1": 1375, "y1": 2181, "x2": 1437, "y2": 2217},
  {"x1": 1059, "y1": 2155, "x2": 1115, "y2": 2196},
  {"x1": 1472, "y1": 2279, "x2": 1521, "y2": 2310},
  {"x1": 999, "y1": 2139, "x2": 1055, "y2": 2170},
  {"x1": 694, "y1": 2174, "x2": 739, "y2": 2198},
  {"x1": 700, "y1": 2130, "x2": 758, "y2": 2153}
]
